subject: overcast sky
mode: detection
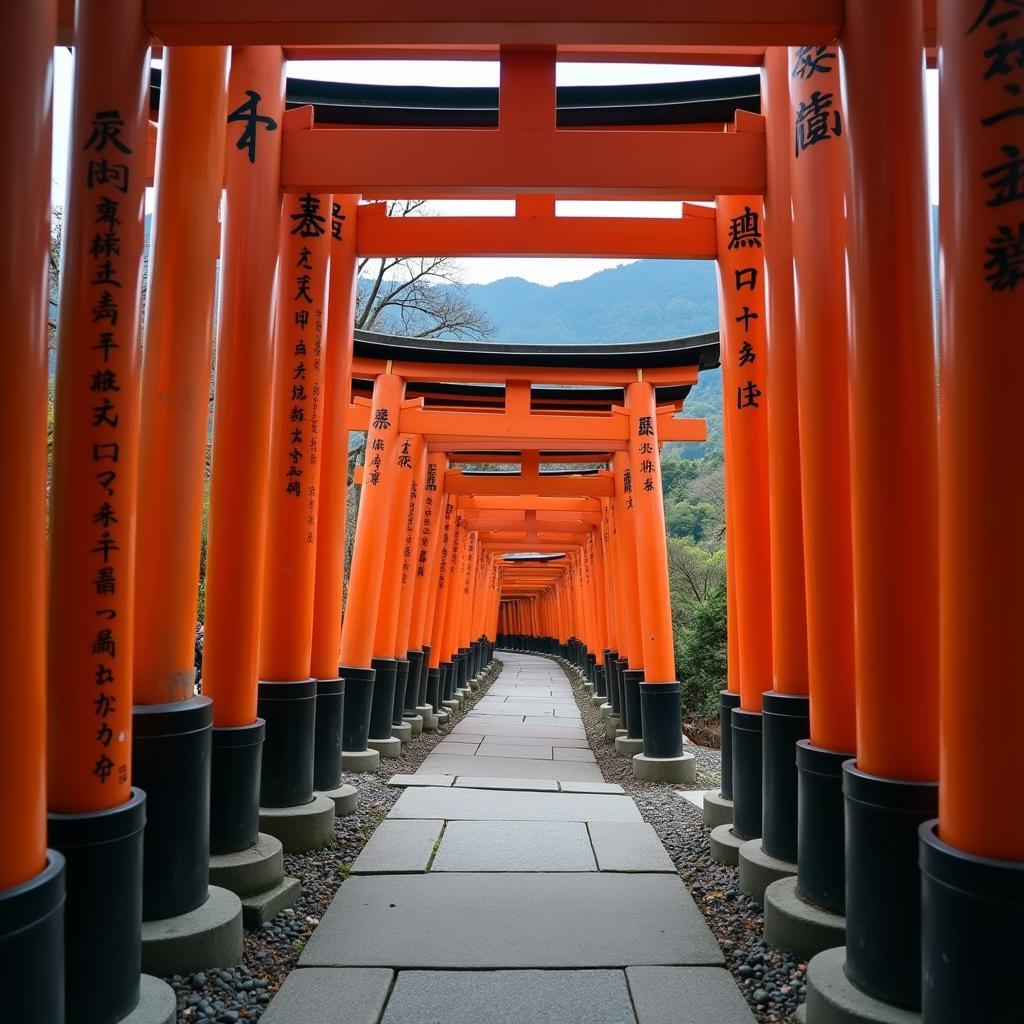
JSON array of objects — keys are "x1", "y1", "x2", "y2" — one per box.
[{"x1": 51, "y1": 51, "x2": 939, "y2": 287}]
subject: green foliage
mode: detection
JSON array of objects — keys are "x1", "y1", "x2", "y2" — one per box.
[{"x1": 676, "y1": 583, "x2": 727, "y2": 719}]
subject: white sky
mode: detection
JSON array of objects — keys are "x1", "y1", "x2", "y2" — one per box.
[{"x1": 51, "y1": 51, "x2": 939, "y2": 287}]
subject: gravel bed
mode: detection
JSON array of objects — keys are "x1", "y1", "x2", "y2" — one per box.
[
  {"x1": 166, "y1": 660, "x2": 503, "y2": 1023},
  {"x1": 557, "y1": 658, "x2": 805, "y2": 1024}
]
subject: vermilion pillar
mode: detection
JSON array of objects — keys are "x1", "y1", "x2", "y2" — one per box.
[
  {"x1": 309, "y1": 194, "x2": 359, "y2": 790},
  {"x1": 625, "y1": 380, "x2": 688, "y2": 776},
  {"x1": 919, "y1": 5, "x2": 1024, "y2": 1019},
  {"x1": 366, "y1": 430, "x2": 419, "y2": 756},
  {"x1": 131, "y1": 46, "x2": 231, "y2": 931},
  {"x1": 821, "y1": 2, "x2": 940, "y2": 1014},
  {"x1": 257, "y1": 191, "x2": 332, "y2": 809},
  {"x1": 45, "y1": 1, "x2": 154, "y2": 1019},
  {"x1": 0, "y1": 3, "x2": 63, "y2": 1019},
  {"x1": 204, "y1": 46, "x2": 285, "y2": 857},
  {"x1": 750, "y1": 47, "x2": 812, "y2": 875},
  {"x1": 715, "y1": 194, "x2": 772, "y2": 844},
  {"x1": 339, "y1": 372, "x2": 405, "y2": 763},
  {"x1": 782, "y1": 42, "x2": 857, "y2": 920}
]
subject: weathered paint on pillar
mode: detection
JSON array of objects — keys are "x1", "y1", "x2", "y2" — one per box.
[
  {"x1": 938, "y1": 0, "x2": 1024, "y2": 859},
  {"x1": 258, "y1": 192, "x2": 332, "y2": 680},
  {"x1": 715, "y1": 195, "x2": 773, "y2": 713},
  {"x1": 134, "y1": 46, "x2": 229, "y2": 705},
  {"x1": 203, "y1": 46, "x2": 285, "y2": 727},
  {"x1": 339, "y1": 373, "x2": 405, "y2": 669},
  {"x1": 788, "y1": 43, "x2": 857, "y2": 754},
  {"x1": 310, "y1": 194, "x2": 360, "y2": 680},
  {"x1": 841, "y1": 2, "x2": 939, "y2": 781},
  {"x1": 0, "y1": 0, "x2": 54, "y2": 887},
  {"x1": 761, "y1": 47, "x2": 809, "y2": 698},
  {"x1": 48, "y1": 0, "x2": 150, "y2": 813}
]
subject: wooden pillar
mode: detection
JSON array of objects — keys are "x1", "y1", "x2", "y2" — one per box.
[
  {"x1": 45, "y1": 1, "x2": 152, "y2": 1017},
  {"x1": 715, "y1": 195, "x2": 772, "y2": 840},
  {"x1": 0, "y1": 4, "x2": 63, "y2": 1019},
  {"x1": 831, "y1": 2, "x2": 939, "y2": 1011},
  {"x1": 203, "y1": 47, "x2": 285, "y2": 729},
  {"x1": 310, "y1": 194, "x2": 360, "y2": 682},
  {"x1": 919, "y1": 5, "x2": 1024, "y2": 1019},
  {"x1": 256, "y1": 191, "x2": 331, "y2": 807}
]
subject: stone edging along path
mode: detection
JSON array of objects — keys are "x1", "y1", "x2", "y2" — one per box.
[{"x1": 163, "y1": 659, "x2": 504, "y2": 1023}]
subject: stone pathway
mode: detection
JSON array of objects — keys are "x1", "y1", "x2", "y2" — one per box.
[{"x1": 261, "y1": 653, "x2": 755, "y2": 1024}]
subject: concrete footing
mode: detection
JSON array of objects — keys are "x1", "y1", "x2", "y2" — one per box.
[
  {"x1": 804, "y1": 947, "x2": 921, "y2": 1024},
  {"x1": 209, "y1": 832, "x2": 284, "y2": 897},
  {"x1": 738, "y1": 838, "x2": 797, "y2": 908},
  {"x1": 709, "y1": 823, "x2": 745, "y2": 866},
  {"x1": 240, "y1": 875, "x2": 301, "y2": 928},
  {"x1": 341, "y1": 748, "x2": 381, "y2": 773},
  {"x1": 614, "y1": 735, "x2": 644, "y2": 756},
  {"x1": 763, "y1": 876, "x2": 846, "y2": 961},
  {"x1": 391, "y1": 722, "x2": 412, "y2": 744},
  {"x1": 441, "y1": 699, "x2": 459, "y2": 715},
  {"x1": 604, "y1": 716, "x2": 622, "y2": 740},
  {"x1": 140, "y1": 886, "x2": 243, "y2": 976},
  {"x1": 632, "y1": 752, "x2": 696, "y2": 784},
  {"x1": 435, "y1": 709, "x2": 450, "y2": 726},
  {"x1": 404, "y1": 714, "x2": 423, "y2": 736},
  {"x1": 317, "y1": 783, "x2": 358, "y2": 816},
  {"x1": 415, "y1": 706, "x2": 436, "y2": 732},
  {"x1": 702, "y1": 790, "x2": 734, "y2": 829},
  {"x1": 122, "y1": 975, "x2": 177, "y2": 1024},
  {"x1": 591, "y1": 694, "x2": 605, "y2": 707},
  {"x1": 367, "y1": 736, "x2": 402, "y2": 758},
  {"x1": 259, "y1": 794, "x2": 336, "y2": 853}
]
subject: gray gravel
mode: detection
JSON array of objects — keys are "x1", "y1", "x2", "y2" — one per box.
[
  {"x1": 556, "y1": 658, "x2": 805, "y2": 1024},
  {"x1": 166, "y1": 660, "x2": 504, "y2": 1022}
]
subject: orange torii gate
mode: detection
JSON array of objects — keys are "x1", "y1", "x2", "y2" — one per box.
[{"x1": 1, "y1": 7, "x2": 1017, "y2": 1024}]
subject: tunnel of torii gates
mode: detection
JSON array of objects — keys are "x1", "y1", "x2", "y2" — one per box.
[{"x1": 0, "y1": 3, "x2": 1021, "y2": 1024}]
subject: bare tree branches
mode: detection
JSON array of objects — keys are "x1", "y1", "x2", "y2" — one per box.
[{"x1": 355, "y1": 201, "x2": 495, "y2": 341}]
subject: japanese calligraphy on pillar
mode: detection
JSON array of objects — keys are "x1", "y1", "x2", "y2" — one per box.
[
  {"x1": 83, "y1": 109, "x2": 135, "y2": 791},
  {"x1": 226, "y1": 88, "x2": 277, "y2": 164},
  {"x1": 279, "y1": 192, "x2": 330, "y2": 541},
  {"x1": 722, "y1": 203, "x2": 766, "y2": 413},
  {"x1": 791, "y1": 45, "x2": 842, "y2": 156},
  {"x1": 967, "y1": 0, "x2": 1024, "y2": 290}
]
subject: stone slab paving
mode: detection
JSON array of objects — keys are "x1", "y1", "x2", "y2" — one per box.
[
  {"x1": 299, "y1": 873, "x2": 723, "y2": 968},
  {"x1": 266, "y1": 652, "x2": 754, "y2": 1023},
  {"x1": 417, "y1": 751, "x2": 603, "y2": 782},
  {"x1": 431, "y1": 820, "x2": 597, "y2": 872},
  {"x1": 350, "y1": 819, "x2": 443, "y2": 874},
  {"x1": 382, "y1": 970, "x2": 636, "y2": 1024}
]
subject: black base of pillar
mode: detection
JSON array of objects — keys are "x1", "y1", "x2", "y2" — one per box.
[
  {"x1": 456, "y1": 650, "x2": 469, "y2": 691},
  {"x1": 0, "y1": 852, "x2": 65, "y2": 1024},
  {"x1": 133, "y1": 696, "x2": 212, "y2": 919},
  {"x1": 50, "y1": 789, "x2": 147, "y2": 1023},
  {"x1": 426, "y1": 667, "x2": 441, "y2": 711},
  {"x1": 404, "y1": 650, "x2": 423, "y2": 715},
  {"x1": 601, "y1": 649, "x2": 615, "y2": 706},
  {"x1": 613, "y1": 658, "x2": 627, "y2": 727},
  {"x1": 418, "y1": 647, "x2": 431, "y2": 705},
  {"x1": 340, "y1": 665, "x2": 375, "y2": 752},
  {"x1": 210, "y1": 719, "x2": 265, "y2": 855},
  {"x1": 313, "y1": 678, "x2": 345, "y2": 792},
  {"x1": 368, "y1": 658, "x2": 398, "y2": 741},
  {"x1": 843, "y1": 761, "x2": 937, "y2": 1011},
  {"x1": 730, "y1": 708, "x2": 762, "y2": 842},
  {"x1": 920, "y1": 820, "x2": 1024, "y2": 1022},
  {"x1": 639, "y1": 681, "x2": 683, "y2": 758},
  {"x1": 586, "y1": 652, "x2": 597, "y2": 685},
  {"x1": 796, "y1": 740, "x2": 851, "y2": 915},
  {"x1": 624, "y1": 669, "x2": 644, "y2": 739},
  {"x1": 761, "y1": 692, "x2": 810, "y2": 864},
  {"x1": 719, "y1": 690, "x2": 741, "y2": 800},
  {"x1": 391, "y1": 659, "x2": 410, "y2": 727},
  {"x1": 441, "y1": 662, "x2": 453, "y2": 702},
  {"x1": 257, "y1": 679, "x2": 315, "y2": 809}
]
